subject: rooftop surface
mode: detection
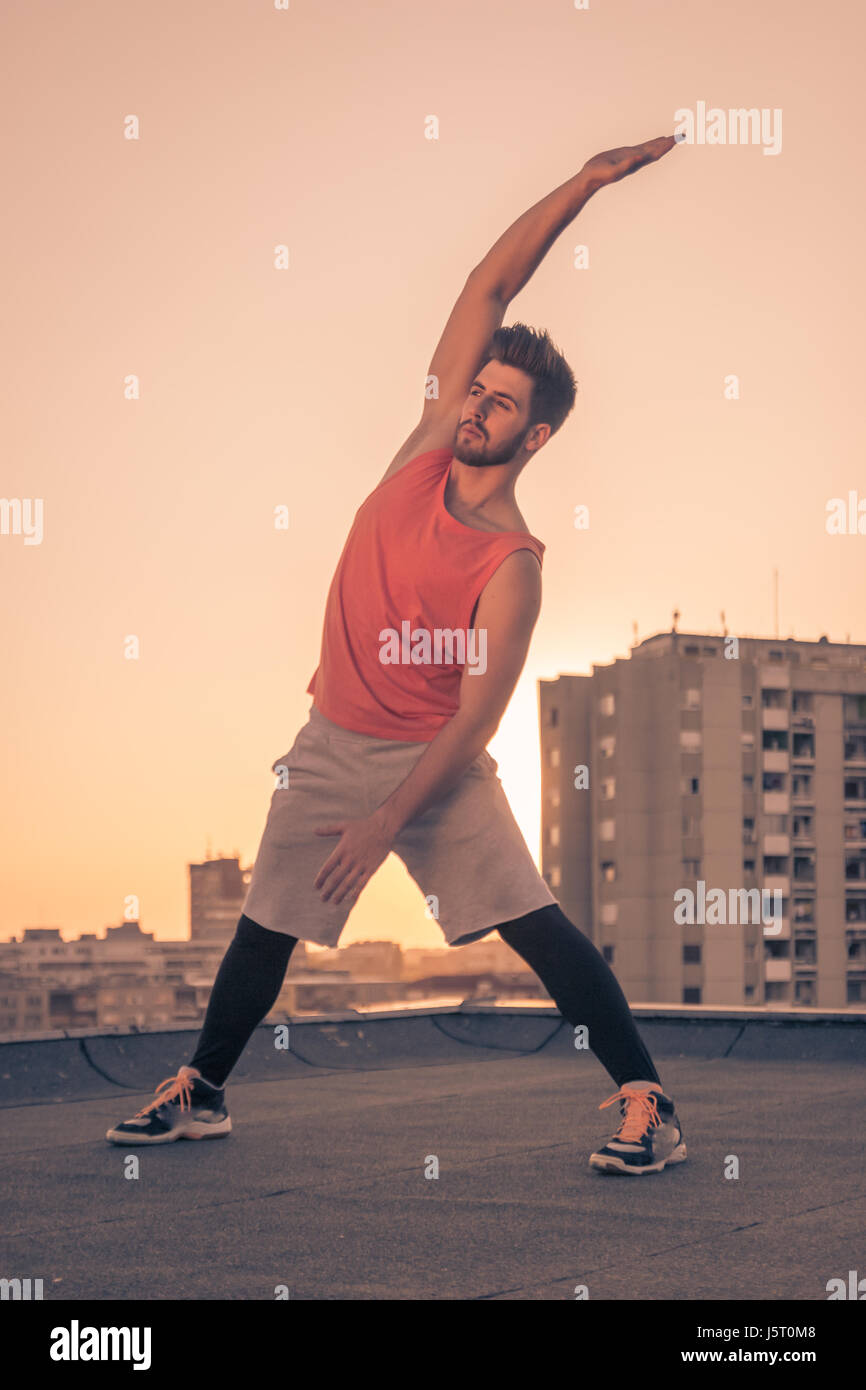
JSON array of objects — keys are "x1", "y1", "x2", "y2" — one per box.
[{"x1": 2, "y1": 1007, "x2": 865, "y2": 1301}]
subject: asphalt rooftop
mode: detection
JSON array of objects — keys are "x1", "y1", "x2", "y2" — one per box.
[{"x1": 2, "y1": 1006, "x2": 865, "y2": 1301}]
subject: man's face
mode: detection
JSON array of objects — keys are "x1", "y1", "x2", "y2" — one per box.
[{"x1": 453, "y1": 360, "x2": 543, "y2": 467}]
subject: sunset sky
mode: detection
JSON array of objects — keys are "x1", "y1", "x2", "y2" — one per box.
[{"x1": 2, "y1": 0, "x2": 864, "y2": 950}]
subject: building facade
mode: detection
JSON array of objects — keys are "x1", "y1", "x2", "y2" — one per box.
[{"x1": 539, "y1": 632, "x2": 866, "y2": 1008}]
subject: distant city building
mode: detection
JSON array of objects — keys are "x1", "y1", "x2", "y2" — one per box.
[
  {"x1": 0, "y1": 922, "x2": 229, "y2": 1035},
  {"x1": 307, "y1": 941, "x2": 404, "y2": 979},
  {"x1": 539, "y1": 631, "x2": 866, "y2": 1009},
  {"x1": 189, "y1": 855, "x2": 250, "y2": 942},
  {"x1": 402, "y1": 940, "x2": 535, "y2": 981}
]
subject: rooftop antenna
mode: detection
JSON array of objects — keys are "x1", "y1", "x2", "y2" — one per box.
[
  {"x1": 632, "y1": 620, "x2": 638, "y2": 646},
  {"x1": 672, "y1": 608, "x2": 680, "y2": 633},
  {"x1": 721, "y1": 609, "x2": 727, "y2": 636}
]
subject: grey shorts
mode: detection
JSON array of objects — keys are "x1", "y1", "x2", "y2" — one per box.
[{"x1": 241, "y1": 704, "x2": 557, "y2": 948}]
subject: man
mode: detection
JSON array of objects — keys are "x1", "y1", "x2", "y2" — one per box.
[{"x1": 107, "y1": 134, "x2": 686, "y2": 1176}]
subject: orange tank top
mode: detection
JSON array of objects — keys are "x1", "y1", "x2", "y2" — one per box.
[{"x1": 306, "y1": 448, "x2": 545, "y2": 740}]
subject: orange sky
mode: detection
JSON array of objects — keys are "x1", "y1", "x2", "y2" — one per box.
[{"x1": 2, "y1": 0, "x2": 864, "y2": 949}]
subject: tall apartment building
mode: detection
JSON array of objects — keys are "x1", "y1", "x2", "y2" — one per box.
[
  {"x1": 189, "y1": 856, "x2": 251, "y2": 942},
  {"x1": 539, "y1": 631, "x2": 866, "y2": 1008}
]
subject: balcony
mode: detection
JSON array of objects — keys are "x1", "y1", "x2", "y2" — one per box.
[
  {"x1": 764, "y1": 917, "x2": 791, "y2": 940},
  {"x1": 763, "y1": 875, "x2": 791, "y2": 895},
  {"x1": 762, "y1": 708, "x2": 789, "y2": 731},
  {"x1": 763, "y1": 834, "x2": 791, "y2": 856},
  {"x1": 763, "y1": 751, "x2": 789, "y2": 774},
  {"x1": 765, "y1": 958, "x2": 793, "y2": 983},
  {"x1": 763, "y1": 792, "x2": 790, "y2": 815}
]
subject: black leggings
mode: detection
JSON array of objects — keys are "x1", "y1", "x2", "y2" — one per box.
[
  {"x1": 188, "y1": 903, "x2": 661, "y2": 1091},
  {"x1": 191, "y1": 900, "x2": 664, "y2": 1095}
]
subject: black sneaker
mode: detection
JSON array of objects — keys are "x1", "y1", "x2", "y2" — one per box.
[
  {"x1": 589, "y1": 1082, "x2": 687, "y2": 1175},
  {"x1": 105, "y1": 1066, "x2": 231, "y2": 1145}
]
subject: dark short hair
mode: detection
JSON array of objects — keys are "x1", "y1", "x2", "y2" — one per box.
[{"x1": 483, "y1": 322, "x2": 577, "y2": 436}]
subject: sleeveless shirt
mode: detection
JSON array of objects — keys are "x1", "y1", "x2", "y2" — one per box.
[{"x1": 306, "y1": 448, "x2": 545, "y2": 740}]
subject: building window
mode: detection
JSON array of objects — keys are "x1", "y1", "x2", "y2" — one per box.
[
  {"x1": 599, "y1": 735, "x2": 615, "y2": 759},
  {"x1": 549, "y1": 824, "x2": 560, "y2": 847},
  {"x1": 742, "y1": 694, "x2": 753, "y2": 707},
  {"x1": 601, "y1": 777, "x2": 616, "y2": 800},
  {"x1": 761, "y1": 689, "x2": 787, "y2": 709},
  {"x1": 682, "y1": 688, "x2": 701, "y2": 709},
  {"x1": 683, "y1": 858, "x2": 701, "y2": 877},
  {"x1": 743, "y1": 774, "x2": 754, "y2": 789},
  {"x1": 683, "y1": 987, "x2": 701, "y2": 1004},
  {"x1": 762, "y1": 730, "x2": 789, "y2": 751},
  {"x1": 763, "y1": 772, "x2": 787, "y2": 792},
  {"x1": 549, "y1": 746, "x2": 560, "y2": 767},
  {"x1": 680, "y1": 730, "x2": 702, "y2": 751},
  {"x1": 765, "y1": 982, "x2": 790, "y2": 1001},
  {"x1": 600, "y1": 861, "x2": 616, "y2": 883},
  {"x1": 550, "y1": 787, "x2": 560, "y2": 808},
  {"x1": 602, "y1": 945, "x2": 614, "y2": 963},
  {"x1": 548, "y1": 707, "x2": 559, "y2": 727},
  {"x1": 683, "y1": 945, "x2": 701, "y2": 963},
  {"x1": 599, "y1": 819, "x2": 615, "y2": 842},
  {"x1": 550, "y1": 865, "x2": 562, "y2": 888},
  {"x1": 599, "y1": 693, "x2": 615, "y2": 717}
]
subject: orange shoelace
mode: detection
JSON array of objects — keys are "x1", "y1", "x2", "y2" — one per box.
[
  {"x1": 598, "y1": 1084, "x2": 662, "y2": 1142},
  {"x1": 134, "y1": 1070, "x2": 197, "y2": 1118}
]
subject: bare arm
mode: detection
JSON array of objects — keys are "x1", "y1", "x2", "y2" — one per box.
[
  {"x1": 379, "y1": 134, "x2": 678, "y2": 483},
  {"x1": 469, "y1": 135, "x2": 678, "y2": 303},
  {"x1": 374, "y1": 548, "x2": 542, "y2": 837}
]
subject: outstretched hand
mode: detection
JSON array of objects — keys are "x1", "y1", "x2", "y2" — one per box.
[{"x1": 581, "y1": 135, "x2": 678, "y2": 191}]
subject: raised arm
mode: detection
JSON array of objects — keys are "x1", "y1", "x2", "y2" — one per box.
[{"x1": 379, "y1": 134, "x2": 678, "y2": 483}]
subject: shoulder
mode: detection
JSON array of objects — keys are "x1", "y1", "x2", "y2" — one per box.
[{"x1": 477, "y1": 547, "x2": 542, "y2": 616}]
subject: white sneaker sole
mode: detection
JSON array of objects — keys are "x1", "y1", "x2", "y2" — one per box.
[
  {"x1": 105, "y1": 1116, "x2": 232, "y2": 1145},
  {"x1": 589, "y1": 1140, "x2": 687, "y2": 1174}
]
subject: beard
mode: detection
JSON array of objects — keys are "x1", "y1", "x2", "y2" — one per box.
[{"x1": 452, "y1": 423, "x2": 531, "y2": 468}]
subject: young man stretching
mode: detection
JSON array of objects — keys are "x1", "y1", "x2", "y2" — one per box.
[{"x1": 107, "y1": 133, "x2": 686, "y2": 1175}]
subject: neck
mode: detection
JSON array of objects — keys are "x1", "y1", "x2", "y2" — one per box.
[{"x1": 447, "y1": 457, "x2": 523, "y2": 512}]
